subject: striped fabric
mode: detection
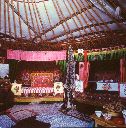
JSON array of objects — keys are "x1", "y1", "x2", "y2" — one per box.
[{"x1": 22, "y1": 87, "x2": 54, "y2": 95}]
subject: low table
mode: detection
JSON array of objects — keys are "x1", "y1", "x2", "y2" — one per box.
[{"x1": 90, "y1": 114, "x2": 126, "y2": 127}]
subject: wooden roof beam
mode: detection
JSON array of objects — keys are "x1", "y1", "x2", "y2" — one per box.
[
  {"x1": 46, "y1": 20, "x2": 126, "y2": 41},
  {"x1": 41, "y1": 5, "x2": 94, "y2": 35},
  {"x1": 5, "y1": 0, "x2": 39, "y2": 37}
]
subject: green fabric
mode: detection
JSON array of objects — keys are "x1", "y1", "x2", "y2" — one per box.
[
  {"x1": 57, "y1": 48, "x2": 126, "y2": 74},
  {"x1": 56, "y1": 60, "x2": 67, "y2": 73},
  {"x1": 74, "y1": 48, "x2": 126, "y2": 61}
]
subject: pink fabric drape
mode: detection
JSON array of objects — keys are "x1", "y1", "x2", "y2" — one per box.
[
  {"x1": 7, "y1": 49, "x2": 21, "y2": 60},
  {"x1": 7, "y1": 50, "x2": 66, "y2": 61},
  {"x1": 79, "y1": 62, "x2": 84, "y2": 81},
  {"x1": 120, "y1": 58, "x2": 126, "y2": 82},
  {"x1": 79, "y1": 62, "x2": 90, "y2": 89},
  {"x1": 79, "y1": 50, "x2": 90, "y2": 90},
  {"x1": 83, "y1": 61, "x2": 90, "y2": 89}
]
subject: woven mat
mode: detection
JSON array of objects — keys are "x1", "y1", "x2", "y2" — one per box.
[
  {"x1": 60, "y1": 108, "x2": 95, "y2": 127},
  {"x1": 7, "y1": 109, "x2": 36, "y2": 122},
  {"x1": 6, "y1": 103, "x2": 60, "y2": 122},
  {"x1": 0, "y1": 115, "x2": 15, "y2": 128}
]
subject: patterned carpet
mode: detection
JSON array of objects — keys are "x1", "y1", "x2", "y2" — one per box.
[
  {"x1": 0, "y1": 103, "x2": 94, "y2": 128},
  {"x1": 0, "y1": 115, "x2": 15, "y2": 128},
  {"x1": 7, "y1": 109, "x2": 36, "y2": 122}
]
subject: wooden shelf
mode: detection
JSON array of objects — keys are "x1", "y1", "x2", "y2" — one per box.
[{"x1": 14, "y1": 96, "x2": 63, "y2": 102}]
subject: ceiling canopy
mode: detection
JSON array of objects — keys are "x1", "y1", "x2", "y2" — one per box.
[{"x1": 0, "y1": 0, "x2": 126, "y2": 50}]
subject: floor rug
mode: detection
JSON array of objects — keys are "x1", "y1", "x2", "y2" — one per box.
[
  {"x1": 1, "y1": 103, "x2": 94, "y2": 128},
  {"x1": 7, "y1": 109, "x2": 36, "y2": 122}
]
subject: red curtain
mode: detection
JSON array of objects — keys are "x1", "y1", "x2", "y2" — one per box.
[
  {"x1": 120, "y1": 58, "x2": 126, "y2": 82},
  {"x1": 79, "y1": 50, "x2": 90, "y2": 89}
]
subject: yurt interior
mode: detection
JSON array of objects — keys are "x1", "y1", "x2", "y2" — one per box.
[{"x1": 0, "y1": 0, "x2": 126, "y2": 127}]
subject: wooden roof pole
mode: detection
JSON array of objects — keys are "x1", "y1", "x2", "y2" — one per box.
[
  {"x1": 11, "y1": 0, "x2": 17, "y2": 38},
  {"x1": 66, "y1": 0, "x2": 91, "y2": 42},
  {"x1": 42, "y1": 0, "x2": 58, "y2": 42},
  {"x1": 27, "y1": 0, "x2": 36, "y2": 37},
  {"x1": 69, "y1": 0, "x2": 96, "y2": 43},
  {"x1": 77, "y1": 0, "x2": 113, "y2": 43},
  {"x1": 108, "y1": 0, "x2": 118, "y2": 8},
  {"x1": 47, "y1": 0, "x2": 112, "y2": 42},
  {"x1": 39, "y1": 2, "x2": 93, "y2": 38},
  {"x1": 23, "y1": 0, "x2": 32, "y2": 39},
  {"x1": 44, "y1": 3, "x2": 110, "y2": 42},
  {"x1": 31, "y1": 0, "x2": 41, "y2": 35},
  {"x1": 95, "y1": 0, "x2": 126, "y2": 44},
  {"x1": 34, "y1": 0, "x2": 47, "y2": 39},
  {"x1": 109, "y1": 0, "x2": 126, "y2": 19},
  {"x1": 16, "y1": 0, "x2": 23, "y2": 40},
  {"x1": 47, "y1": 21, "x2": 125, "y2": 42},
  {"x1": 72, "y1": 0, "x2": 99, "y2": 39},
  {"x1": 81, "y1": 0, "x2": 115, "y2": 35},
  {"x1": 6, "y1": 0, "x2": 12, "y2": 42},
  {"x1": 52, "y1": 0, "x2": 69, "y2": 40},
  {"x1": 63, "y1": 0, "x2": 83, "y2": 38},
  {"x1": 81, "y1": 0, "x2": 111, "y2": 32},
  {"x1": 95, "y1": 0, "x2": 126, "y2": 30},
  {"x1": 41, "y1": 6, "x2": 92, "y2": 36},
  {"x1": 6, "y1": 0, "x2": 39, "y2": 36},
  {"x1": 82, "y1": 0, "x2": 116, "y2": 43},
  {"x1": 55, "y1": 0, "x2": 74, "y2": 40},
  {"x1": 4, "y1": 1, "x2": 7, "y2": 41},
  {"x1": 14, "y1": 0, "x2": 93, "y2": 38}
]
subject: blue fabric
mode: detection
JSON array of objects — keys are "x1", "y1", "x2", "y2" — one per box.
[
  {"x1": 36, "y1": 113, "x2": 94, "y2": 128},
  {"x1": 0, "y1": 115, "x2": 15, "y2": 128}
]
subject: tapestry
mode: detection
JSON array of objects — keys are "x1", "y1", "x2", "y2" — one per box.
[
  {"x1": 96, "y1": 82, "x2": 119, "y2": 91},
  {"x1": 31, "y1": 73, "x2": 53, "y2": 87}
]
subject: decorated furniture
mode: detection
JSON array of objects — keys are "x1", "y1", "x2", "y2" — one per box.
[
  {"x1": 75, "y1": 91, "x2": 126, "y2": 115},
  {"x1": 91, "y1": 114, "x2": 126, "y2": 127},
  {"x1": 74, "y1": 82, "x2": 126, "y2": 114},
  {"x1": 11, "y1": 82, "x2": 64, "y2": 97}
]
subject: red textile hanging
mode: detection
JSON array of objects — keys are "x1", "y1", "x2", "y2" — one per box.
[
  {"x1": 120, "y1": 58, "x2": 126, "y2": 82},
  {"x1": 79, "y1": 50, "x2": 90, "y2": 90},
  {"x1": 7, "y1": 49, "x2": 66, "y2": 61}
]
